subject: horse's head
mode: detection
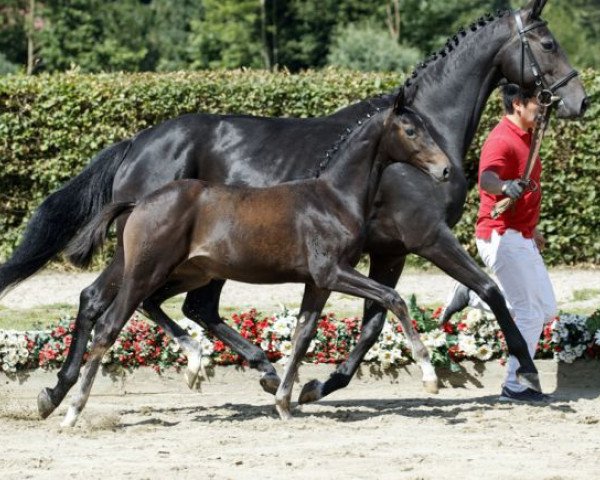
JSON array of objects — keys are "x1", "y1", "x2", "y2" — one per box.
[
  {"x1": 498, "y1": 0, "x2": 588, "y2": 118},
  {"x1": 382, "y1": 89, "x2": 451, "y2": 183}
]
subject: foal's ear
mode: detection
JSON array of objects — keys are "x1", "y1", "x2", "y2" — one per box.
[
  {"x1": 393, "y1": 88, "x2": 405, "y2": 113},
  {"x1": 524, "y1": 0, "x2": 548, "y2": 20}
]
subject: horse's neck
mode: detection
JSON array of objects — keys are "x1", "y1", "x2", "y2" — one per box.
[
  {"x1": 320, "y1": 115, "x2": 386, "y2": 218},
  {"x1": 409, "y1": 17, "x2": 511, "y2": 165}
]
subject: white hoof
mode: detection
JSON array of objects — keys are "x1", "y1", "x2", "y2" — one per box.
[
  {"x1": 60, "y1": 406, "x2": 80, "y2": 428},
  {"x1": 185, "y1": 346, "x2": 204, "y2": 390}
]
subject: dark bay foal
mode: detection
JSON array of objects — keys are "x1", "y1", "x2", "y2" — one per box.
[{"x1": 54, "y1": 95, "x2": 450, "y2": 425}]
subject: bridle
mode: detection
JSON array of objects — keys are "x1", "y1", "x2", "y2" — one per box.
[{"x1": 513, "y1": 10, "x2": 579, "y2": 107}]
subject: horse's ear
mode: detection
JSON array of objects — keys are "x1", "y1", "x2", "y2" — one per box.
[
  {"x1": 524, "y1": 0, "x2": 548, "y2": 20},
  {"x1": 393, "y1": 88, "x2": 405, "y2": 113}
]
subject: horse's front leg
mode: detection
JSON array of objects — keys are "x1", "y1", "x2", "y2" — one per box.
[
  {"x1": 320, "y1": 265, "x2": 438, "y2": 394},
  {"x1": 274, "y1": 284, "x2": 330, "y2": 420},
  {"x1": 299, "y1": 253, "x2": 406, "y2": 404},
  {"x1": 415, "y1": 226, "x2": 540, "y2": 392}
]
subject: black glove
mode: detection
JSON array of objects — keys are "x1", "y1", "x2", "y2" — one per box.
[{"x1": 501, "y1": 179, "x2": 527, "y2": 199}]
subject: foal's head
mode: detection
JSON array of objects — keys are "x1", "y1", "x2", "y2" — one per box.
[{"x1": 381, "y1": 90, "x2": 451, "y2": 182}]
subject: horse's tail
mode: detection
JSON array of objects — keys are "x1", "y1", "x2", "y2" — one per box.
[
  {"x1": 0, "y1": 140, "x2": 131, "y2": 298},
  {"x1": 65, "y1": 202, "x2": 136, "y2": 268}
]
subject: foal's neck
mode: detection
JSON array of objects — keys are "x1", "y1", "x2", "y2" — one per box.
[{"x1": 319, "y1": 112, "x2": 387, "y2": 218}]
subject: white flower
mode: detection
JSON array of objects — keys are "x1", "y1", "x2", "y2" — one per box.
[
  {"x1": 279, "y1": 340, "x2": 293, "y2": 356},
  {"x1": 595, "y1": 330, "x2": 600, "y2": 347},
  {"x1": 378, "y1": 349, "x2": 394, "y2": 369},
  {"x1": 272, "y1": 318, "x2": 292, "y2": 338},
  {"x1": 475, "y1": 344, "x2": 493, "y2": 361},
  {"x1": 381, "y1": 329, "x2": 396, "y2": 346},
  {"x1": 307, "y1": 339, "x2": 317, "y2": 354},
  {"x1": 364, "y1": 342, "x2": 380, "y2": 361},
  {"x1": 391, "y1": 348, "x2": 405, "y2": 364},
  {"x1": 458, "y1": 334, "x2": 477, "y2": 356},
  {"x1": 200, "y1": 338, "x2": 214, "y2": 355},
  {"x1": 465, "y1": 309, "x2": 484, "y2": 329}
]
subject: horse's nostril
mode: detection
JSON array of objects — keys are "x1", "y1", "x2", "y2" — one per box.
[
  {"x1": 443, "y1": 167, "x2": 450, "y2": 180},
  {"x1": 581, "y1": 97, "x2": 590, "y2": 115}
]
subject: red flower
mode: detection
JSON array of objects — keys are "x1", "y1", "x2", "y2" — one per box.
[
  {"x1": 442, "y1": 322, "x2": 455, "y2": 334},
  {"x1": 432, "y1": 306, "x2": 443, "y2": 319}
]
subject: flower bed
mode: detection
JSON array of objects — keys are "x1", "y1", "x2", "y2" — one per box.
[{"x1": 1, "y1": 297, "x2": 599, "y2": 375}]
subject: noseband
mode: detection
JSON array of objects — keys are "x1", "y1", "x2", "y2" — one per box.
[{"x1": 514, "y1": 11, "x2": 579, "y2": 106}]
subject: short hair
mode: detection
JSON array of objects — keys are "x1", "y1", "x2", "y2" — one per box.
[{"x1": 501, "y1": 84, "x2": 535, "y2": 114}]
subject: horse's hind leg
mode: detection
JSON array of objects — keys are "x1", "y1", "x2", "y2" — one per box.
[
  {"x1": 299, "y1": 254, "x2": 406, "y2": 404},
  {"x1": 182, "y1": 283, "x2": 280, "y2": 394},
  {"x1": 38, "y1": 250, "x2": 124, "y2": 419},
  {"x1": 320, "y1": 265, "x2": 438, "y2": 394},
  {"x1": 274, "y1": 284, "x2": 330, "y2": 420}
]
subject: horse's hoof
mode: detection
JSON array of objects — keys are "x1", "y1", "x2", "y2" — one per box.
[
  {"x1": 60, "y1": 406, "x2": 80, "y2": 428},
  {"x1": 517, "y1": 371, "x2": 541, "y2": 392},
  {"x1": 423, "y1": 380, "x2": 439, "y2": 394},
  {"x1": 185, "y1": 347, "x2": 204, "y2": 390},
  {"x1": 259, "y1": 372, "x2": 281, "y2": 395},
  {"x1": 298, "y1": 379, "x2": 324, "y2": 404},
  {"x1": 275, "y1": 397, "x2": 293, "y2": 421},
  {"x1": 37, "y1": 388, "x2": 57, "y2": 419}
]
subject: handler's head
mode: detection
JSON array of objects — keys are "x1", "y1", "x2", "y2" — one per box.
[{"x1": 501, "y1": 84, "x2": 536, "y2": 114}]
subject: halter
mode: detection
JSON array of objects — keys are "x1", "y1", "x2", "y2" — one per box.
[{"x1": 513, "y1": 11, "x2": 579, "y2": 106}]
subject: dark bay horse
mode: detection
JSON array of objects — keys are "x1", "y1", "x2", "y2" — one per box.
[
  {"x1": 56, "y1": 100, "x2": 451, "y2": 426},
  {"x1": 1, "y1": 1, "x2": 587, "y2": 415}
]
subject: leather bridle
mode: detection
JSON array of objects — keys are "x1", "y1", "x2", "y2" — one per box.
[{"x1": 513, "y1": 10, "x2": 579, "y2": 106}]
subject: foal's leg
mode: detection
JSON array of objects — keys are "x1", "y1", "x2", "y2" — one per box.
[
  {"x1": 274, "y1": 284, "x2": 330, "y2": 420},
  {"x1": 139, "y1": 297, "x2": 206, "y2": 390},
  {"x1": 60, "y1": 281, "x2": 150, "y2": 428},
  {"x1": 299, "y1": 253, "x2": 406, "y2": 404},
  {"x1": 38, "y1": 250, "x2": 124, "y2": 418},
  {"x1": 415, "y1": 227, "x2": 540, "y2": 391},
  {"x1": 323, "y1": 266, "x2": 437, "y2": 393},
  {"x1": 182, "y1": 282, "x2": 280, "y2": 394}
]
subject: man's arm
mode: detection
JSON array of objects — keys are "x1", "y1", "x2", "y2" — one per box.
[{"x1": 480, "y1": 169, "x2": 526, "y2": 199}]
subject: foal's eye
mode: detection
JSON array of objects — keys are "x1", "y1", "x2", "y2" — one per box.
[
  {"x1": 405, "y1": 127, "x2": 416, "y2": 138},
  {"x1": 541, "y1": 40, "x2": 555, "y2": 51}
]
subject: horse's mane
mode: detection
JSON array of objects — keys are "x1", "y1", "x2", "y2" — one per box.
[
  {"x1": 314, "y1": 104, "x2": 391, "y2": 178},
  {"x1": 404, "y1": 9, "x2": 511, "y2": 91}
]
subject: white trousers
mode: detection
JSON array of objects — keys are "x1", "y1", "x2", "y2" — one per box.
[{"x1": 473, "y1": 229, "x2": 557, "y2": 392}]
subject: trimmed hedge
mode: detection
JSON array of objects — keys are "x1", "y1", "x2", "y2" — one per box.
[{"x1": 0, "y1": 69, "x2": 598, "y2": 266}]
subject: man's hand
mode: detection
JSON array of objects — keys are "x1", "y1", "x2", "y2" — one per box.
[
  {"x1": 501, "y1": 179, "x2": 527, "y2": 199},
  {"x1": 533, "y1": 229, "x2": 546, "y2": 251}
]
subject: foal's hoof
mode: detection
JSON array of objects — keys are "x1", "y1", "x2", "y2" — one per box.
[
  {"x1": 185, "y1": 348, "x2": 205, "y2": 390},
  {"x1": 37, "y1": 388, "x2": 58, "y2": 419},
  {"x1": 517, "y1": 371, "x2": 542, "y2": 393},
  {"x1": 259, "y1": 372, "x2": 281, "y2": 395},
  {"x1": 298, "y1": 379, "x2": 324, "y2": 404},
  {"x1": 423, "y1": 380, "x2": 440, "y2": 394},
  {"x1": 275, "y1": 398, "x2": 294, "y2": 421}
]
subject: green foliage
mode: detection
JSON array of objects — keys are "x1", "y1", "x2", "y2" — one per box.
[
  {"x1": 0, "y1": 69, "x2": 598, "y2": 267},
  {"x1": 327, "y1": 23, "x2": 422, "y2": 73},
  {"x1": 187, "y1": 0, "x2": 265, "y2": 69}
]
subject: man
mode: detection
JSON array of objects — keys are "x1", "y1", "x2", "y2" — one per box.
[{"x1": 442, "y1": 84, "x2": 557, "y2": 403}]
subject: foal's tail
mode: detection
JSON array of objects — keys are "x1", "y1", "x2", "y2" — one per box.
[
  {"x1": 0, "y1": 140, "x2": 131, "y2": 298},
  {"x1": 65, "y1": 202, "x2": 136, "y2": 268}
]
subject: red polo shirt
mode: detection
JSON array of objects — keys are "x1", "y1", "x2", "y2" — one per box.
[{"x1": 476, "y1": 116, "x2": 542, "y2": 239}]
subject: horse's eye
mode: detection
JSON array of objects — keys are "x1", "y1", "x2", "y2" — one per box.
[
  {"x1": 405, "y1": 127, "x2": 416, "y2": 138},
  {"x1": 541, "y1": 40, "x2": 555, "y2": 51}
]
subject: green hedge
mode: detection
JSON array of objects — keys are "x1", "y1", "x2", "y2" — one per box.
[{"x1": 0, "y1": 69, "x2": 598, "y2": 266}]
